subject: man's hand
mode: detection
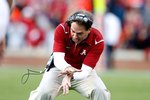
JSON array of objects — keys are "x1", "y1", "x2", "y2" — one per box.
[
  {"x1": 57, "y1": 74, "x2": 72, "y2": 95},
  {"x1": 58, "y1": 66, "x2": 82, "y2": 77}
]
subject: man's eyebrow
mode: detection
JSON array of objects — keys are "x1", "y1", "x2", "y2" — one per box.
[{"x1": 71, "y1": 28, "x2": 75, "y2": 32}]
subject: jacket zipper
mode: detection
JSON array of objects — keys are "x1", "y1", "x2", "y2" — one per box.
[{"x1": 74, "y1": 43, "x2": 77, "y2": 53}]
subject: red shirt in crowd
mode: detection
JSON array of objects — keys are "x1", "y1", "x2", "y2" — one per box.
[{"x1": 53, "y1": 23, "x2": 104, "y2": 69}]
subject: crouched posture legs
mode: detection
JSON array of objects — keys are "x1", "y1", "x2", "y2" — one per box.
[
  {"x1": 28, "y1": 68, "x2": 62, "y2": 100},
  {"x1": 28, "y1": 68, "x2": 110, "y2": 100},
  {"x1": 73, "y1": 70, "x2": 111, "y2": 100}
]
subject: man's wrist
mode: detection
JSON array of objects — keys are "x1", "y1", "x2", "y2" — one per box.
[{"x1": 67, "y1": 73, "x2": 74, "y2": 80}]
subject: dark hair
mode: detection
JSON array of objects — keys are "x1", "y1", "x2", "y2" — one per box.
[{"x1": 67, "y1": 10, "x2": 93, "y2": 30}]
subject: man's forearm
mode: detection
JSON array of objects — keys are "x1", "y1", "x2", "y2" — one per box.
[{"x1": 53, "y1": 52, "x2": 71, "y2": 70}]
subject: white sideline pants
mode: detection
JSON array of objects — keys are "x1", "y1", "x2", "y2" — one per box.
[{"x1": 28, "y1": 67, "x2": 110, "y2": 100}]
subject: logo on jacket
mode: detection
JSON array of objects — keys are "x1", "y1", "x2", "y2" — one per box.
[
  {"x1": 95, "y1": 39, "x2": 104, "y2": 45},
  {"x1": 80, "y1": 49, "x2": 86, "y2": 55}
]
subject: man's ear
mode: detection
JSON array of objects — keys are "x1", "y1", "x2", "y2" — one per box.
[{"x1": 87, "y1": 28, "x2": 91, "y2": 33}]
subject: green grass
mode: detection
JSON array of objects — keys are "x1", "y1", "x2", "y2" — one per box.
[{"x1": 0, "y1": 66, "x2": 150, "y2": 100}]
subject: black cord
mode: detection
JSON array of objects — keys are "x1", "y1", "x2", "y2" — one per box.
[
  {"x1": 21, "y1": 53, "x2": 54, "y2": 84},
  {"x1": 21, "y1": 68, "x2": 46, "y2": 84}
]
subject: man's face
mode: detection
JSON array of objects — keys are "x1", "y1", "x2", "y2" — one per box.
[{"x1": 70, "y1": 22, "x2": 90, "y2": 44}]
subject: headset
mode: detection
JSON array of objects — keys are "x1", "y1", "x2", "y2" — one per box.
[{"x1": 66, "y1": 11, "x2": 93, "y2": 30}]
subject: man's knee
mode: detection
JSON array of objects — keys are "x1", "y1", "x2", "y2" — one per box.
[
  {"x1": 28, "y1": 89, "x2": 53, "y2": 100},
  {"x1": 90, "y1": 88, "x2": 111, "y2": 100},
  {"x1": 103, "y1": 89, "x2": 111, "y2": 100}
]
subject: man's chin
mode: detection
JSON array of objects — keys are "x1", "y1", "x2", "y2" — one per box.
[{"x1": 73, "y1": 39, "x2": 78, "y2": 43}]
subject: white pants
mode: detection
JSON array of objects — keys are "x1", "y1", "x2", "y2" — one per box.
[{"x1": 28, "y1": 67, "x2": 110, "y2": 100}]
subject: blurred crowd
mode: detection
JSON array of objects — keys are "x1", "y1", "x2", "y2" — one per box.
[
  {"x1": 6, "y1": 0, "x2": 150, "y2": 49},
  {"x1": 2, "y1": 0, "x2": 150, "y2": 67}
]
